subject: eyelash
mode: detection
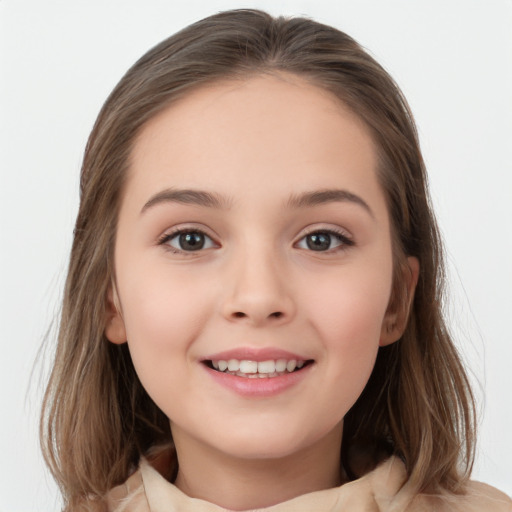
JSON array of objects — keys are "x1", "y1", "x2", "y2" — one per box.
[
  {"x1": 157, "y1": 228, "x2": 217, "y2": 254},
  {"x1": 157, "y1": 227, "x2": 354, "y2": 254},
  {"x1": 295, "y1": 228, "x2": 354, "y2": 253}
]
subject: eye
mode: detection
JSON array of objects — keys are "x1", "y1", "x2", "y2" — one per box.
[
  {"x1": 159, "y1": 229, "x2": 217, "y2": 252},
  {"x1": 296, "y1": 230, "x2": 353, "y2": 252}
]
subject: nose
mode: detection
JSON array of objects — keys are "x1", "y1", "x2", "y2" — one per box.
[{"x1": 220, "y1": 246, "x2": 296, "y2": 327}]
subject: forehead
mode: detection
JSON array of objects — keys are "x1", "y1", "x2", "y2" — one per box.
[{"x1": 125, "y1": 73, "x2": 385, "y2": 217}]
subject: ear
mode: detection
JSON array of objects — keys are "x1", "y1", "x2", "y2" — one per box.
[
  {"x1": 379, "y1": 256, "x2": 420, "y2": 347},
  {"x1": 104, "y1": 283, "x2": 127, "y2": 344}
]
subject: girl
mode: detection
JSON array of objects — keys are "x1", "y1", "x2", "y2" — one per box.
[{"x1": 40, "y1": 9, "x2": 512, "y2": 512}]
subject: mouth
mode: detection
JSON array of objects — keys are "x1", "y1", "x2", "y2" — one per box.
[
  {"x1": 203, "y1": 358, "x2": 314, "y2": 378},
  {"x1": 201, "y1": 349, "x2": 315, "y2": 397}
]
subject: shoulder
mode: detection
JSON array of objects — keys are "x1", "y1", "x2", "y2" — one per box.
[
  {"x1": 104, "y1": 467, "x2": 149, "y2": 512},
  {"x1": 102, "y1": 445, "x2": 176, "y2": 512},
  {"x1": 366, "y1": 457, "x2": 512, "y2": 512},
  {"x1": 458, "y1": 480, "x2": 512, "y2": 511},
  {"x1": 409, "y1": 480, "x2": 512, "y2": 512}
]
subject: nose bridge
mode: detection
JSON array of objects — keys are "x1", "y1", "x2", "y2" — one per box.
[{"x1": 221, "y1": 235, "x2": 295, "y2": 325}]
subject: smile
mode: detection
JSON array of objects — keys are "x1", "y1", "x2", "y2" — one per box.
[
  {"x1": 201, "y1": 348, "x2": 315, "y2": 397},
  {"x1": 206, "y1": 358, "x2": 312, "y2": 378}
]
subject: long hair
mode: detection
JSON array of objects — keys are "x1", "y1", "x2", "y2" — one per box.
[{"x1": 41, "y1": 9, "x2": 475, "y2": 509}]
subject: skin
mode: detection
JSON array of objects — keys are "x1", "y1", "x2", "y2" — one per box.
[{"x1": 106, "y1": 73, "x2": 419, "y2": 510}]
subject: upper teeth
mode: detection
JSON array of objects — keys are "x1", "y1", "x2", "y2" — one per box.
[{"x1": 212, "y1": 359, "x2": 305, "y2": 375}]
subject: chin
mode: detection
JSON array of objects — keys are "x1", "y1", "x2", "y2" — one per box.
[{"x1": 206, "y1": 421, "x2": 338, "y2": 462}]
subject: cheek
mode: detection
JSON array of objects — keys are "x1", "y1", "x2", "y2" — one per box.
[
  {"x1": 298, "y1": 257, "x2": 393, "y2": 392},
  {"x1": 118, "y1": 275, "x2": 204, "y2": 418},
  {"x1": 305, "y1": 264, "x2": 392, "y2": 343},
  {"x1": 306, "y1": 270, "x2": 391, "y2": 416},
  {"x1": 118, "y1": 270, "x2": 207, "y2": 368}
]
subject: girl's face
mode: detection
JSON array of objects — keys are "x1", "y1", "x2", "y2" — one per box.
[{"x1": 107, "y1": 74, "x2": 415, "y2": 463}]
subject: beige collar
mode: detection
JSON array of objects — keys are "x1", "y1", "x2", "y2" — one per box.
[
  {"x1": 139, "y1": 456, "x2": 411, "y2": 512},
  {"x1": 106, "y1": 455, "x2": 512, "y2": 512}
]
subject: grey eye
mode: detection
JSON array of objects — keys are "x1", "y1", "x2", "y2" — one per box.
[
  {"x1": 305, "y1": 232, "x2": 335, "y2": 251},
  {"x1": 296, "y1": 230, "x2": 352, "y2": 252},
  {"x1": 167, "y1": 231, "x2": 216, "y2": 251}
]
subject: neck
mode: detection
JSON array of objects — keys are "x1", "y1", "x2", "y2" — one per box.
[{"x1": 172, "y1": 424, "x2": 343, "y2": 511}]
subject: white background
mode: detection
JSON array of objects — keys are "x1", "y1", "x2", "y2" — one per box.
[{"x1": 1, "y1": 1, "x2": 511, "y2": 510}]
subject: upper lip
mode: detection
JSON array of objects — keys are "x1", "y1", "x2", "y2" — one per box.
[{"x1": 202, "y1": 347, "x2": 311, "y2": 362}]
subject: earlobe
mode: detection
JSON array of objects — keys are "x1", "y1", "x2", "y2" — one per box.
[
  {"x1": 379, "y1": 256, "x2": 420, "y2": 347},
  {"x1": 105, "y1": 283, "x2": 127, "y2": 344}
]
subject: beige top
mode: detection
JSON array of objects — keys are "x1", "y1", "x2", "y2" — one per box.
[{"x1": 103, "y1": 455, "x2": 512, "y2": 512}]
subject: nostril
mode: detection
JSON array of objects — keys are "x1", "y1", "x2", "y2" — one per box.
[{"x1": 231, "y1": 311, "x2": 283, "y2": 319}]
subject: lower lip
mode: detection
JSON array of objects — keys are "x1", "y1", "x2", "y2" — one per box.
[{"x1": 203, "y1": 364, "x2": 312, "y2": 398}]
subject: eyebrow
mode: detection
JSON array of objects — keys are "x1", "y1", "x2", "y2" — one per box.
[
  {"x1": 141, "y1": 188, "x2": 230, "y2": 214},
  {"x1": 287, "y1": 189, "x2": 374, "y2": 218},
  {"x1": 141, "y1": 187, "x2": 374, "y2": 218}
]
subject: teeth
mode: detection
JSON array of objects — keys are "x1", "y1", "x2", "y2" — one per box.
[
  {"x1": 239, "y1": 360, "x2": 258, "y2": 373},
  {"x1": 210, "y1": 358, "x2": 308, "y2": 377},
  {"x1": 258, "y1": 360, "x2": 276, "y2": 373},
  {"x1": 227, "y1": 359, "x2": 239, "y2": 372},
  {"x1": 275, "y1": 359, "x2": 287, "y2": 372},
  {"x1": 286, "y1": 360, "x2": 297, "y2": 372}
]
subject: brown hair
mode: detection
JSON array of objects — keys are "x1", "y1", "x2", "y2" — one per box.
[{"x1": 41, "y1": 9, "x2": 475, "y2": 509}]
